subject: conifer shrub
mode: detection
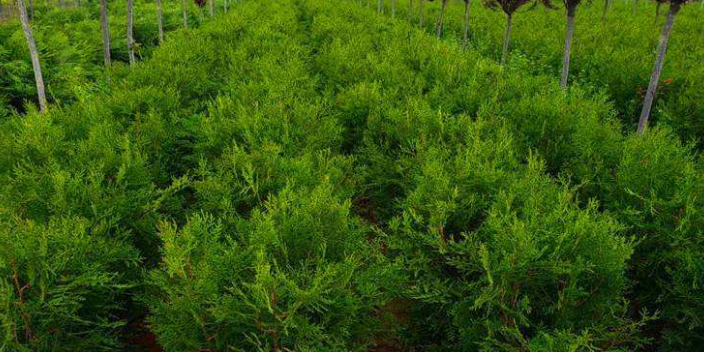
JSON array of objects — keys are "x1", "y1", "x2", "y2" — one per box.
[
  {"x1": 563, "y1": 125, "x2": 704, "y2": 351},
  {"x1": 146, "y1": 185, "x2": 388, "y2": 352},
  {"x1": 0, "y1": 217, "x2": 139, "y2": 351}
]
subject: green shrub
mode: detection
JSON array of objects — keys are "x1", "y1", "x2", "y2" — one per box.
[{"x1": 0, "y1": 217, "x2": 139, "y2": 351}]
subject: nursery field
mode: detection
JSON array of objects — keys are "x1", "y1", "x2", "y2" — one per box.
[{"x1": 1, "y1": 0, "x2": 703, "y2": 351}]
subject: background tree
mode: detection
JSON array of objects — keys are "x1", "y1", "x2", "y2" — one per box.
[
  {"x1": 17, "y1": 0, "x2": 46, "y2": 111},
  {"x1": 408, "y1": 0, "x2": 413, "y2": 23},
  {"x1": 555, "y1": 0, "x2": 580, "y2": 89},
  {"x1": 0, "y1": 0, "x2": 4, "y2": 19},
  {"x1": 156, "y1": 0, "x2": 164, "y2": 44},
  {"x1": 436, "y1": 0, "x2": 450, "y2": 37},
  {"x1": 209, "y1": 0, "x2": 214, "y2": 15},
  {"x1": 602, "y1": 0, "x2": 609, "y2": 20},
  {"x1": 181, "y1": 0, "x2": 188, "y2": 28},
  {"x1": 637, "y1": 0, "x2": 689, "y2": 134},
  {"x1": 127, "y1": 0, "x2": 135, "y2": 65},
  {"x1": 482, "y1": 0, "x2": 542, "y2": 65},
  {"x1": 100, "y1": 0, "x2": 111, "y2": 66},
  {"x1": 463, "y1": 0, "x2": 470, "y2": 47}
]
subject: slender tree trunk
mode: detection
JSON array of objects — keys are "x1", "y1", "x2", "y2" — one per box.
[
  {"x1": 59, "y1": 0, "x2": 64, "y2": 8},
  {"x1": 419, "y1": 0, "x2": 424, "y2": 27},
  {"x1": 601, "y1": 0, "x2": 609, "y2": 21},
  {"x1": 100, "y1": 0, "x2": 111, "y2": 66},
  {"x1": 632, "y1": 0, "x2": 638, "y2": 14},
  {"x1": 637, "y1": 2, "x2": 680, "y2": 135},
  {"x1": 156, "y1": 0, "x2": 164, "y2": 44},
  {"x1": 209, "y1": 0, "x2": 214, "y2": 16},
  {"x1": 437, "y1": 0, "x2": 449, "y2": 38},
  {"x1": 17, "y1": 0, "x2": 47, "y2": 112},
  {"x1": 181, "y1": 0, "x2": 188, "y2": 28},
  {"x1": 378, "y1": 0, "x2": 383, "y2": 13},
  {"x1": 409, "y1": 0, "x2": 413, "y2": 24},
  {"x1": 391, "y1": 0, "x2": 395, "y2": 18},
  {"x1": 127, "y1": 0, "x2": 135, "y2": 66},
  {"x1": 501, "y1": 13, "x2": 513, "y2": 66},
  {"x1": 560, "y1": 6, "x2": 576, "y2": 89},
  {"x1": 463, "y1": 0, "x2": 469, "y2": 48},
  {"x1": 224, "y1": 0, "x2": 228, "y2": 11},
  {"x1": 0, "y1": 0, "x2": 5, "y2": 20}
]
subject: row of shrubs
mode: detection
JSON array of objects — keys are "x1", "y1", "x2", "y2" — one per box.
[
  {"x1": 375, "y1": 0, "x2": 704, "y2": 146},
  {"x1": 1, "y1": 0, "x2": 702, "y2": 351},
  {"x1": 0, "y1": 0, "x2": 210, "y2": 117}
]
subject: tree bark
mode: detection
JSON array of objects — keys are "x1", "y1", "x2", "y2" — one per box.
[
  {"x1": 637, "y1": 2, "x2": 680, "y2": 135},
  {"x1": 391, "y1": 0, "x2": 395, "y2": 18},
  {"x1": 209, "y1": 0, "x2": 214, "y2": 16},
  {"x1": 437, "y1": 0, "x2": 449, "y2": 38},
  {"x1": 17, "y1": 0, "x2": 47, "y2": 112},
  {"x1": 156, "y1": 0, "x2": 164, "y2": 44},
  {"x1": 0, "y1": 0, "x2": 5, "y2": 20},
  {"x1": 463, "y1": 0, "x2": 469, "y2": 48},
  {"x1": 419, "y1": 0, "x2": 424, "y2": 27},
  {"x1": 127, "y1": 0, "x2": 135, "y2": 66},
  {"x1": 224, "y1": 0, "x2": 228, "y2": 11},
  {"x1": 100, "y1": 0, "x2": 111, "y2": 66},
  {"x1": 601, "y1": 0, "x2": 609, "y2": 21},
  {"x1": 501, "y1": 13, "x2": 513, "y2": 66},
  {"x1": 560, "y1": 6, "x2": 576, "y2": 89},
  {"x1": 181, "y1": 0, "x2": 188, "y2": 28}
]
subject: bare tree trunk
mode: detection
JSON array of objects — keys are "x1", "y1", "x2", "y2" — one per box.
[
  {"x1": 601, "y1": 0, "x2": 609, "y2": 21},
  {"x1": 637, "y1": 2, "x2": 680, "y2": 135},
  {"x1": 560, "y1": 6, "x2": 576, "y2": 89},
  {"x1": 501, "y1": 13, "x2": 513, "y2": 66},
  {"x1": 127, "y1": 0, "x2": 135, "y2": 66},
  {"x1": 156, "y1": 0, "x2": 164, "y2": 44},
  {"x1": 209, "y1": 0, "x2": 214, "y2": 16},
  {"x1": 17, "y1": 0, "x2": 47, "y2": 112},
  {"x1": 181, "y1": 0, "x2": 188, "y2": 28},
  {"x1": 100, "y1": 0, "x2": 111, "y2": 66},
  {"x1": 463, "y1": 0, "x2": 469, "y2": 48},
  {"x1": 224, "y1": 0, "x2": 228, "y2": 11},
  {"x1": 391, "y1": 0, "x2": 395, "y2": 18},
  {"x1": 419, "y1": 0, "x2": 424, "y2": 27},
  {"x1": 436, "y1": 0, "x2": 449, "y2": 38}
]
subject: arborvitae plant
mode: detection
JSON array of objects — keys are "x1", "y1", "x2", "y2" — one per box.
[
  {"x1": 146, "y1": 186, "x2": 388, "y2": 351},
  {"x1": 637, "y1": 0, "x2": 690, "y2": 134},
  {"x1": 0, "y1": 218, "x2": 140, "y2": 351}
]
